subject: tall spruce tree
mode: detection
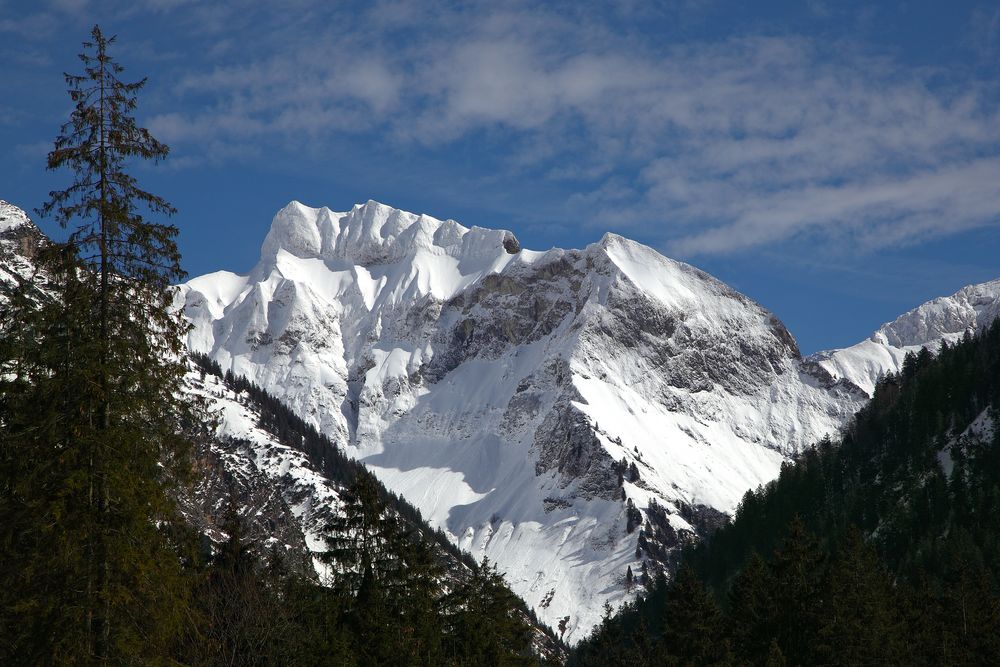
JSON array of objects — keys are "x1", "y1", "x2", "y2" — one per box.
[
  {"x1": 660, "y1": 565, "x2": 727, "y2": 665},
  {"x1": 0, "y1": 25, "x2": 196, "y2": 663}
]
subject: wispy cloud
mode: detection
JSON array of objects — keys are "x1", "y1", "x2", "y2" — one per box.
[
  {"x1": 139, "y1": 1, "x2": 1000, "y2": 257},
  {"x1": 968, "y1": 5, "x2": 1000, "y2": 61},
  {"x1": 0, "y1": 12, "x2": 57, "y2": 38}
]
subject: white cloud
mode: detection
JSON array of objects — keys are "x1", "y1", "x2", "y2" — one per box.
[
  {"x1": 666, "y1": 158, "x2": 1000, "y2": 255},
  {"x1": 0, "y1": 12, "x2": 57, "y2": 37},
  {"x1": 148, "y1": 2, "x2": 1000, "y2": 256}
]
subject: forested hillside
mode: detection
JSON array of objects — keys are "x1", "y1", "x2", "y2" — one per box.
[
  {"x1": 573, "y1": 322, "x2": 1000, "y2": 665},
  {"x1": 0, "y1": 26, "x2": 561, "y2": 665},
  {"x1": 188, "y1": 352, "x2": 565, "y2": 664}
]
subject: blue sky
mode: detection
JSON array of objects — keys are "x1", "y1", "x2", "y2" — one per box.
[{"x1": 2, "y1": 0, "x2": 999, "y2": 354}]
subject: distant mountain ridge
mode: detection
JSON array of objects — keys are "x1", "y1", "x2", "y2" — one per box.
[{"x1": 808, "y1": 279, "x2": 1000, "y2": 396}]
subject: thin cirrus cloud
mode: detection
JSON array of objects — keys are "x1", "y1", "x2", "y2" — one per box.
[{"x1": 146, "y1": 3, "x2": 1000, "y2": 257}]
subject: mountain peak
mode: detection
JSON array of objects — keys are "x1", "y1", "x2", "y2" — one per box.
[
  {"x1": 0, "y1": 200, "x2": 33, "y2": 234},
  {"x1": 182, "y1": 197, "x2": 861, "y2": 640},
  {"x1": 259, "y1": 199, "x2": 519, "y2": 268},
  {"x1": 0, "y1": 200, "x2": 45, "y2": 262},
  {"x1": 260, "y1": 200, "x2": 329, "y2": 260},
  {"x1": 877, "y1": 278, "x2": 1000, "y2": 349}
]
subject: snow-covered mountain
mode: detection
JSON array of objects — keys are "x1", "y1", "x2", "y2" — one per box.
[
  {"x1": 7, "y1": 193, "x2": 998, "y2": 643},
  {"x1": 179, "y1": 200, "x2": 866, "y2": 640},
  {"x1": 808, "y1": 280, "x2": 1000, "y2": 397},
  {"x1": 0, "y1": 199, "x2": 43, "y2": 285}
]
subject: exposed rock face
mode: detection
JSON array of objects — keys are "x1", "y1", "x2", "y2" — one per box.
[
  {"x1": 178, "y1": 368, "x2": 346, "y2": 574},
  {"x1": 179, "y1": 200, "x2": 867, "y2": 641},
  {"x1": 533, "y1": 394, "x2": 620, "y2": 501},
  {"x1": 180, "y1": 431, "x2": 315, "y2": 575}
]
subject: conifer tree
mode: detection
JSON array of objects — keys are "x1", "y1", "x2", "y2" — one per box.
[
  {"x1": 727, "y1": 551, "x2": 774, "y2": 663},
  {"x1": 320, "y1": 473, "x2": 402, "y2": 595},
  {"x1": 442, "y1": 557, "x2": 534, "y2": 665},
  {"x1": 0, "y1": 252, "x2": 102, "y2": 662},
  {"x1": 0, "y1": 25, "x2": 196, "y2": 663},
  {"x1": 660, "y1": 565, "x2": 726, "y2": 665},
  {"x1": 816, "y1": 527, "x2": 906, "y2": 665},
  {"x1": 320, "y1": 473, "x2": 445, "y2": 664}
]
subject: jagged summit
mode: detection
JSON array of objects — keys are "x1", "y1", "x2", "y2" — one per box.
[
  {"x1": 260, "y1": 199, "x2": 521, "y2": 268},
  {"x1": 0, "y1": 200, "x2": 33, "y2": 234},
  {"x1": 0, "y1": 200, "x2": 44, "y2": 267},
  {"x1": 878, "y1": 279, "x2": 1000, "y2": 348}
]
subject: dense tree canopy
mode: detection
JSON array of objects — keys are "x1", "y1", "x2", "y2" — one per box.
[{"x1": 573, "y1": 322, "x2": 1000, "y2": 665}]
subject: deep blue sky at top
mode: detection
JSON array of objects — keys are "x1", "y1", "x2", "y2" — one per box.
[{"x1": 2, "y1": 0, "x2": 999, "y2": 354}]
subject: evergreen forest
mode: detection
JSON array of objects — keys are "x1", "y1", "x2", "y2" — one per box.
[{"x1": 572, "y1": 323, "x2": 1000, "y2": 665}]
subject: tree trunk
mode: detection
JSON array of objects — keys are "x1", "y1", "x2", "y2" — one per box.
[{"x1": 94, "y1": 38, "x2": 112, "y2": 663}]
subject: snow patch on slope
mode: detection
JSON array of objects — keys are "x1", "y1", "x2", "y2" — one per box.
[
  {"x1": 187, "y1": 369, "x2": 342, "y2": 564},
  {"x1": 0, "y1": 201, "x2": 30, "y2": 232}
]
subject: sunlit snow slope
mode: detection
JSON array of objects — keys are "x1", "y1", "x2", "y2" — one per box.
[
  {"x1": 180, "y1": 200, "x2": 866, "y2": 641},
  {"x1": 808, "y1": 279, "x2": 1000, "y2": 397}
]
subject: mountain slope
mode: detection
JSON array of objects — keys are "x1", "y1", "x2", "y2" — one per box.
[
  {"x1": 180, "y1": 199, "x2": 867, "y2": 639},
  {"x1": 184, "y1": 356, "x2": 564, "y2": 660}
]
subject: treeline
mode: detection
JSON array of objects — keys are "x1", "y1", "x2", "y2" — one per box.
[{"x1": 573, "y1": 322, "x2": 1000, "y2": 665}]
